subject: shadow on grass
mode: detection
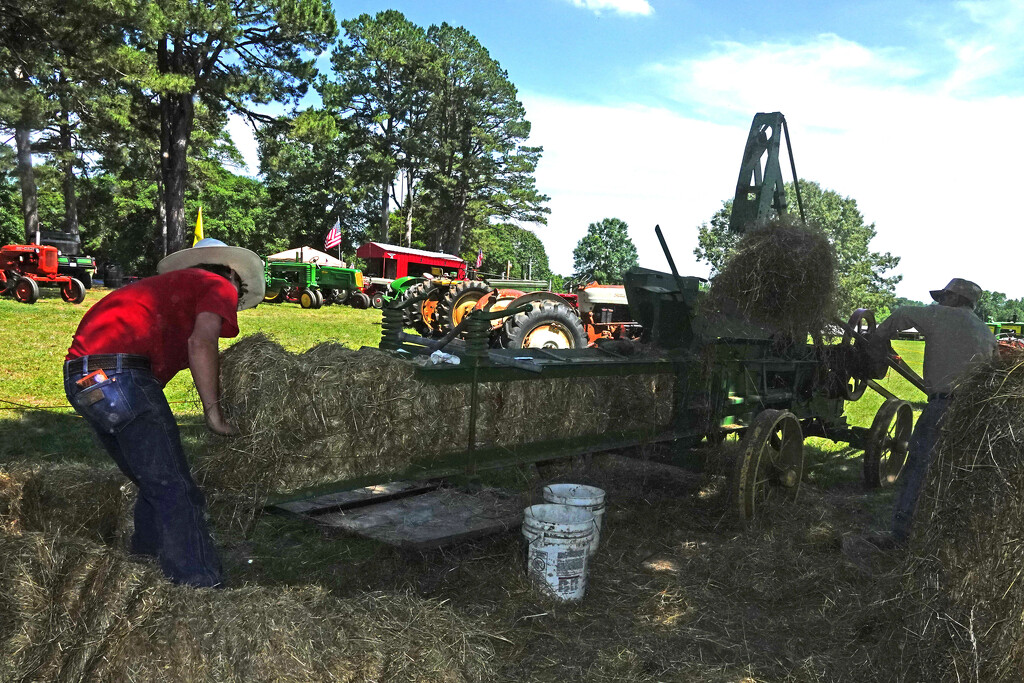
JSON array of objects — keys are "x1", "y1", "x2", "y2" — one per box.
[{"x1": 0, "y1": 409, "x2": 106, "y2": 464}]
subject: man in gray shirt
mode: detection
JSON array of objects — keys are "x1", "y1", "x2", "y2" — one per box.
[{"x1": 872, "y1": 278, "x2": 996, "y2": 545}]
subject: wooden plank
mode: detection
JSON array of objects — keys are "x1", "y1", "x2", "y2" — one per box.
[
  {"x1": 274, "y1": 481, "x2": 437, "y2": 516},
  {"x1": 314, "y1": 488, "x2": 523, "y2": 550}
]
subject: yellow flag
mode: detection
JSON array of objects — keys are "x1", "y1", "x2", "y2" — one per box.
[{"x1": 192, "y1": 207, "x2": 204, "y2": 245}]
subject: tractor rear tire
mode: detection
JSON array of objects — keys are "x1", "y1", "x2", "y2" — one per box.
[
  {"x1": 263, "y1": 288, "x2": 287, "y2": 304},
  {"x1": 350, "y1": 291, "x2": 371, "y2": 309},
  {"x1": 80, "y1": 271, "x2": 93, "y2": 289},
  {"x1": 61, "y1": 277, "x2": 87, "y2": 304},
  {"x1": 404, "y1": 281, "x2": 442, "y2": 335},
  {"x1": 436, "y1": 280, "x2": 491, "y2": 333},
  {"x1": 504, "y1": 300, "x2": 587, "y2": 349},
  {"x1": 14, "y1": 277, "x2": 39, "y2": 304}
]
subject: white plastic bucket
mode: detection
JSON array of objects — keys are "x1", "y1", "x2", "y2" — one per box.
[
  {"x1": 521, "y1": 504, "x2": 595, "y2": 602},
  {"x1": 542, "y1": 484, "x2": 606, "y2": 557}
]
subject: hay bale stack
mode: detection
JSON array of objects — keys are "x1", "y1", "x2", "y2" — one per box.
[
  {"x1": 0, "y1": 462, "x2": 133, "y2": 545},
  {"x1": 0, "y1": 530, "x2": 493, "y2": 682},
  {"x1": 885, "y1": 350, "x2": 1024, "y2": 681},
  {"x1": 708, "y1": 216, "x2": 837, "y2": 339},
  {"x1": 205, "y1": 334, "x2": 673, "y2": 496}
]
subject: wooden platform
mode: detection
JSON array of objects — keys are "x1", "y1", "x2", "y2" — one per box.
[{"x1": 273, "y1": 483, "x2": 524, "y2": 550}]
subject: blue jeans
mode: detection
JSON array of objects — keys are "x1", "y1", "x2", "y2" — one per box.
[
  {"x1": 64, "y1": 360, "x2": 223, "y2": 587},
  {"x1": 891, "y1": 397, "x2": 950, "y2": 542}
]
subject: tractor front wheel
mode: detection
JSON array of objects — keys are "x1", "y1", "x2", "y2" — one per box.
[
  {"x1": 437, "y1": 280, "x2": 491, "y2": 333},
  {"x1": 299, "y1": 288, "x2": 320, "y2": 309},
  {"x1": 370, "y1": 290, "x2": 386, "y2": 309},
  {"x1": 504, "y1": 301, "x2": 587, "y2": 349},
  {"x1": 350, "y1": 291, "x2": 371, "y2": 309},
  {"x1": 61, "y1": 277, "x2": 87, "y2": 304},
  {"x1": 14, "y1": 277, "x2": 40, "y2": 304}
]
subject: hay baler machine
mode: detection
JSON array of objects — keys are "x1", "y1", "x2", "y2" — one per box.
[
  {"x1": 0, "y1": 244, "x2": 87, "y2": 304},
  {"x1": 367, "y1": 111, "x2": 925, "y2": 523},
  {"x1": 377, "y1": 254, "x2": 922, "y2": 522}
]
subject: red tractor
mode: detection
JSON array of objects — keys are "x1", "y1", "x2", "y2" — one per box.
[{"x1": 1, "y1": 244, "x2": 87, "y2": 305}]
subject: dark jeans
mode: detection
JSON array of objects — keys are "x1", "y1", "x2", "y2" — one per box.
[
  {"x1": 64, "y1": 359, "x2": 223, "y2": 587},
  {"x1": 891, "y1": 397, "x2": 950, "y2": 542}
]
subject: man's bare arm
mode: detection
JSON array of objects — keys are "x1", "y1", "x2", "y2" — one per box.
[{"x1": 188, "y1": 311, "x2": 237, "y2": 436}]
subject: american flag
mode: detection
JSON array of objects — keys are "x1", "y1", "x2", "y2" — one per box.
[
  {"x1": 475, "y1": 248, "x2": 483, "y2": 269},
  {"x1": 324, "y1": 220, "x2": 342, "y2": 250}
]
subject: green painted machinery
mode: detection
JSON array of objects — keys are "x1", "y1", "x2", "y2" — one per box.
[{"x1": 263, "y1": 260, "x2": 364, "y2": 309}]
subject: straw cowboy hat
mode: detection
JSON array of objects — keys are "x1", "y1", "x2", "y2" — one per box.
[
  {"x1": 930, "y1": 278, "x2": 982, "y2": 309},
  {"x1": 157, "y1": 238, "x2": 265, "y2": 310}
]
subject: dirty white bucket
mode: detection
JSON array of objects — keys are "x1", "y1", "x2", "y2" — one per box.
[
  {"x1": 542, "y1": 484, "x2": 606, "y2": 557},
  {"x1": 521, "y1": 504, "x2": 595, "y2": 602}
]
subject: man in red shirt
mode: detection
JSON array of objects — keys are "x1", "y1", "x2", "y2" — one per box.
[{"x1": 64, "y1": 238, "x2": 264, "y2": 587}]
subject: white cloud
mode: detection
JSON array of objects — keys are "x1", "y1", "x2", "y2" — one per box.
[
  {"x1": 523, "y1": 30, "x2": 1024, "y2": 301},
  {"x1": 566, "y1": 0, "x2": 653, "y2": 17}
]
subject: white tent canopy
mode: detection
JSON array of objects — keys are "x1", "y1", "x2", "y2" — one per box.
[{"x1": 267, "y1": 246, "x2": 346, "y2": 268}]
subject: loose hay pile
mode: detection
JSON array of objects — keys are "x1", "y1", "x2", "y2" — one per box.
[
  {"x1": 885, "y1": 349, "x2": 1024, "y2": 682},
  {"x1": 0, "y1": 530, "x2": 493, "y2": 682},
  {"x1": 0, "y1": 462, "x2": 134, "y2": 543},
  {"x1": 203, "y1": 334, "x2": 674, "y2": 497},
  {"x1": 708, "y1": 216, "x2": 837, "y2": 339}
]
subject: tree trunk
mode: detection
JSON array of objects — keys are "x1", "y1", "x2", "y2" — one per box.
[
  {"x1": 378, "y1": 179, "x2": 390, "y2": 242},
  {"x1": 15, "y1": 124, "x2": 40, "y2": 244},
  {"x1": 158, "y1": 37, "x2": 195, "y2": 255},
  {"x1": 156, "y1": 169, "x2": 167, "y2": 258},
  {"x1": 59, "y1": 109, "x2": 80, "y2": 252}
]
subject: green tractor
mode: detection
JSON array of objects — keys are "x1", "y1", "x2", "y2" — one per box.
[{"x1": 263, "y1": 261, "x2": 364, "y2": 309}]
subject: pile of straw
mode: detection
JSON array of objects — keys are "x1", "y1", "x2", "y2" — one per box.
[
  {"x1": 0, "y1": 530, "x2": 493, "y2": 682},
  {"x1": 203, "y1": 334, "x2": 673, "y2": 497},
  {"x1": 884, "y1": 349, "x2": 1024, "y2": 681},
  {"x1": 708, "y1": 216, "x2": 837, "y2": 339}
]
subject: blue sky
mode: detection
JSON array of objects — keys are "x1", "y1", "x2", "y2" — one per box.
[{"x1": 231, "y1": 0, "x2": 1024, "y2": 301}]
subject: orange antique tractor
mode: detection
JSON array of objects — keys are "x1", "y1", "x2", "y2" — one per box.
[{"x1": 1, "y1": 244, "x2": 87, "y2": 304}]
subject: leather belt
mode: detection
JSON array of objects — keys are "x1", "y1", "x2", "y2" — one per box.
[{"x1": 64, "y1": 354, "x2": 150, "y2": 376}]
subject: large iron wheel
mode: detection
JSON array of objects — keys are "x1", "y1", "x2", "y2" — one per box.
[
  {"x1": 863, "y1": 399, "x2": 912, "y2": 488},
  {"x1": 734, "y1": 409, "x2": 804, "y2": 522},
  {"x1": 13, "y1": 277, "x2": 39, "y2": 304},
  {"x1": 504, "y1": 301, "x2": 587, "y2": 349},
  {"x1": 60, "y1": 277, "x2": 86, "y2": 304},
  {"x1": 436, "y1": 280, "x2": 491, "y2": 333}
]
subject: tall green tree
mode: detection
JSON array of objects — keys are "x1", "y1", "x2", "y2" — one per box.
[
  {"x1": 420, "y1": 22, "x2": 548, "y2": 253},
  {"x1": 136, "y1": 0, "x2": 336, "y2": 255},
  {"x1": 323, "y1": 10, "x2": 431, "y2": 243},
  {"x1": 471, "y1": 223, "x2": 551, "y2": 280},
  {"x1": 572, "y1": 217, "x2": 638, "y2": 284},
  {"x1": 258, "y1": 109, "x2": 376, "y2": 253},
  {"x1": 695, "y1": 180, "x2": 901, "y2": 313}
]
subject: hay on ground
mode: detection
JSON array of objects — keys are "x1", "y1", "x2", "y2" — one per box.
[
  {"x1": 0, "y1": 462, "x2": 133, "y2": 544},
  {"x1": 884, "y1": 349, "x2": 1024, "y2": 681},
  {"x1": 0, "y1": 529, "x2": 493, "y2": 682},
  {"x1": 708, "y1": 216, "x2": 837, "y2": 340},
  {"x1": 203, "y1": 334, "x2": 674, "y2": 497}
]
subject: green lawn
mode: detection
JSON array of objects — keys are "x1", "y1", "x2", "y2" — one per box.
[{"x1": 0, "y1": 288, "x2": 382, "y2": 462}]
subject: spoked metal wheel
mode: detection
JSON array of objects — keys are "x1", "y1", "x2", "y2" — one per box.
[
  {"x1": 863, "y1": 399, "x2": 912, "y2": 488},
  {"x1": 734, "y1": 409, "x2": 804, "y2": 523}
]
